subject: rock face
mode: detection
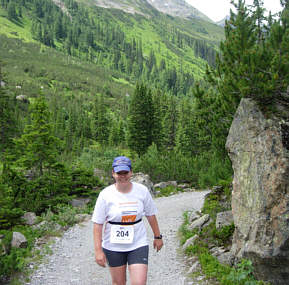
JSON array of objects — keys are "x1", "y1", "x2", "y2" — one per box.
[{"x1": 226, "y1": 98, "x2": 289, "y2": 285}]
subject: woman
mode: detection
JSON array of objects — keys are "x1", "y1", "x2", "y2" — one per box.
[{"x1": 92, "y1": 156, "x2": 163, "y2": 285}]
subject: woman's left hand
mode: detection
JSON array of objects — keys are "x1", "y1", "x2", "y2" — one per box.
[{"x1": 153, "y1": 239, "x2": 163, "y2": 252}]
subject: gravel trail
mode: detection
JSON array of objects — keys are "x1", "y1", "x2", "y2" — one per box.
[{"x1": 27, "y1": 191, "x2": 209, "y2": 285}]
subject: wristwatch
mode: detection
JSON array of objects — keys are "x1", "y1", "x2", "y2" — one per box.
[{"x1": 154, "y1": 234, "x2": 163, "y2": 239}]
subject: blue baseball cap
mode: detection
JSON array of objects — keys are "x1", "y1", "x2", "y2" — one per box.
[{"x1": 112, "y1": 156, "x2": 131, "y2": 173}]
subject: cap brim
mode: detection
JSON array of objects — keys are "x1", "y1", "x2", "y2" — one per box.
[{"x1": 113, "y1": 165, "x2": 131, "y2": 173}]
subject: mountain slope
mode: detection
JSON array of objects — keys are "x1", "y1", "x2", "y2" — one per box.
[
  {"x1": 88, "y1": 0, "x2": 212, "y2": 22},
  {"x1": 146, "y1": 0, "x2": 212, "y2": 21},
  {"x1": 0, "y1": 0, "x2": 224, "y2": 98}
]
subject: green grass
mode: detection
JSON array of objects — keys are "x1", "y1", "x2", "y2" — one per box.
[
  {"x1": 0, "y1": 12, "x2": 34, "y2": 42},
  {"x1": 155, "y1": 185, "x2": 184, "y2": 197}
]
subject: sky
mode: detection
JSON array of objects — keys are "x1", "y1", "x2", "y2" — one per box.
[{"x1": 185, "y1": 0, "x2": 283, "y2": 22}]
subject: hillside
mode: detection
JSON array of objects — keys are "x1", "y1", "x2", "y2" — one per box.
[{"x1": 0, "y1": 0, "x2": 224, "y2": 97}]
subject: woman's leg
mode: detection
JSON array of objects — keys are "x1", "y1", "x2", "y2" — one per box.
[
  {"x1": 109, "y1": 265, "x2": 127, "y2": 285},
  {"x1": 127, "y1": 246, "x2": 149, "y2": 285},
  {"x1": 128, "y1": 264, "x2": 148, "y2": 285},
  {"x1": 102, "y1": 248, "x2": 128, "y2": 285}
]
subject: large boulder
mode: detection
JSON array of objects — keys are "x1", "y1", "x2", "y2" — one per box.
[
  {"x1": 11, "y1": 232, "x2": 28, "y2": 248},
  {"x1": 226, "y1": 98, "x2": 289, "y2": 285},
  {"x1": 131, "y1": 172, "x2": 155, "y2": 196},
  {"x1": 70, "y1": 198, "x2": 91, "y2": 208},
  {"x1": 21, "y1": 212, "x2": 37, "y2": 225}
]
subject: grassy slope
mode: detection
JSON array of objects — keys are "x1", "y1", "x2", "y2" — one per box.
[
  {"x1": 0, "y1": 9, "x2": 34, "y2": 42},
  {"x1": 84, "y1": 6, "x2": 224, "y2": 79},
  {"x1": 0, "y1": 2, "x2": 224, "y2": 95},
  {"x1": 0, "y1": 7, "x2": 134, "y2": 102}
]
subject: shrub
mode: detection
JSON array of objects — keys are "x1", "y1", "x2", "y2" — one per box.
[{"x1": 69, "y1": 167, "x2": 102, "y2": 197}]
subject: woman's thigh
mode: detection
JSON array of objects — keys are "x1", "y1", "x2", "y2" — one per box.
[
  {"x1": 109, "y1": 265, "x2": 127, "y2": 285},
  {"x1": 127, "y1": 246, "x2": 149, "y2": 285},
  {"x1": 128, "y1": 264, "x2": 148, "y2": 285}
]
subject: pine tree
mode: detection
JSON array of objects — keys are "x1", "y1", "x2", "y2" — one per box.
[
  {"x1": 91, "y1": 95, "x2": 109, "y2": 145},
  {"x1": 14, "y1": 96, "x2": 62, "y2": 177},
  {"x1": 7, "y1": 1, "x2": 17, "y2": 21},
  {"x1": 0, "y1": 64, "x2": 16, "y2": 155},
  {"x1": 160, "y1": 94, "x2": 178, "y2": 150},
  {"x1": 0, "y1": 178, "x2": 23, "y2": 229},
  {"x1": 151, "y1": 90, "x2": 164, "y2": 150},
  {"x1": 127, "y1": 83, "x2": 154, "y2": 155},
  {"x1": 175, "y1": 98, "x2": 196, "y2": 155}
]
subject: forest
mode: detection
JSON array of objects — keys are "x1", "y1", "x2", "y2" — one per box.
[{"x1": 0, "y1": 0, "x2": 289, "y2": 281}]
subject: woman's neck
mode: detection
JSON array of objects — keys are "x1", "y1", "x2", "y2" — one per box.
[{"x1": 115, "y1": 182, "x2": 132, "y2": 193}]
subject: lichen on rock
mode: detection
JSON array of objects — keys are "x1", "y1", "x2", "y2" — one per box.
[{"x1": 226, "y1": 98, "x2": 289, "y2": 285}]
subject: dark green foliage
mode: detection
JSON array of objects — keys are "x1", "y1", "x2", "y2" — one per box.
[
  {"x1": 0, "y1": 63, "x2": 16, "y2": 154},
  {"x1": 0, "y1": 180, "x2": 23, "y2": 229},
  {"x1": 91, "y1": 94, "x2": 109, "y2": 145},
  {"x1": 127, "y1": 83, "x2": 154, "y2": 155},
  {"x1": 212, "y1": 224, "x2": 235, "y2": 246},
  {"x1": 0, "y1": 225, "x2": 40, "y2": 279},
  {"x1": 14, "y1": 96, "x2": 63, "y2": 177},
  {"x1": 69, "y1": 167, "x2": 102, "y2": 197},
  {"x1": 7, "y1": 1, "x2": 17, "y2": 21}
]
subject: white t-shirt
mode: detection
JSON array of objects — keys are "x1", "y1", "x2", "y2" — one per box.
[{"x1": 91, "y1": 182, "x2": 157, "y2": 252}]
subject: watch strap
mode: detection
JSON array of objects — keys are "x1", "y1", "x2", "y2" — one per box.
[{"x1": 154, "y1": 234, "x2": 163, "y2": 239}]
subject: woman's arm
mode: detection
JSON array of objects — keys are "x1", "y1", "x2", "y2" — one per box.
[
  {"x1": 93, "y1": 223, "x2": 106, "y2": 267},
  {"x1": 146, "y1": 215, "x2": 163, "y2": 252}
]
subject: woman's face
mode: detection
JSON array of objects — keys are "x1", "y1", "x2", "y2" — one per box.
[{"x1": 112, "y1": 170, "x2": 132, "y2": 184}]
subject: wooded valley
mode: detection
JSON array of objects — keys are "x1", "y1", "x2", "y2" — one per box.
[{"x1": 0, "y1": 0, "x2": 289, "y2": 281}]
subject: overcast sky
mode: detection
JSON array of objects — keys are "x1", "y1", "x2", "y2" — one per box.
[{"x1": 186, "y1": 0, "x2": 283, "y2": 22}]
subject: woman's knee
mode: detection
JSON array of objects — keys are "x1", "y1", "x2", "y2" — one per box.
[{"x1": 112, "y1": 282, "x2": 126, "y2": 285}]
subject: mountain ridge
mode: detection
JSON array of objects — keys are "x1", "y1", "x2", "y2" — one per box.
[{"x1": 86, "y1": 0, "x2": 213, "y2": 22}]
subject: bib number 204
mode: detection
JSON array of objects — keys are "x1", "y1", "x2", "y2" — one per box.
[
  {"x1": 117, "y1": 230, "x2": 129, "y2": 237},
  {"x1": 110, "y1": 225, "x2": 134, "y2": 244}
]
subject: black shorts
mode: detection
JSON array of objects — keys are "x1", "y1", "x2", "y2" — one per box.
[{"x1": 103, "y1": 245, "x2": 149, "y2": 267}]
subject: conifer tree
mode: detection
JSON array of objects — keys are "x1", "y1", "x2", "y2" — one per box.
[
  {"x1": 0, "y1": 179, "x2": 23, "y2": 229},
  {"x1": 0, "y1": 64, "x2": 16, "y2": 156},
  {"x1": 151, "y1": 90, "x2": 164, "y2": 150},
  {"x1": 127, "y1": 83, "x2": 154, "y2": 155},
  {"x1": 14, "y1": 96, "x2": 62, "y2": 177},
  {"x1": 160, "y1": 94, "x2": 178, "y2": 150},
  {"x1": 7, "y1": 1, "x2": 17, "y2": 21},
  {"x1": 91, "y1": 95, "x2": 109, "y2": 145},
  {"x1": 175, "y1": 98, "x2": 196, "y2": 155}
]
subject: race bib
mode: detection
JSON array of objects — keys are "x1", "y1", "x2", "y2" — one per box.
[{"x1": 110, "y1": 225, "x2": 134, "y2": 244}]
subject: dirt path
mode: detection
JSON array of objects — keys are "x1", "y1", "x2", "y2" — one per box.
[{"x1": 26, "y1": 191, "x2": 209, "y2": 285}]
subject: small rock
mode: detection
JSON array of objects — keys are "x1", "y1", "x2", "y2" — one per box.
[
  {"x1": 189, "y1": 211, "x2": 201, "y2": 223},
  {"x1": 187, "y1": 261, "x2": 201, "y2": 273},
  {"x1": 187, "y1": 214, "x2": 210, "y2": 231},
  {"x1": 183, "y1": 235, "x2": 199, "y2": 251}
]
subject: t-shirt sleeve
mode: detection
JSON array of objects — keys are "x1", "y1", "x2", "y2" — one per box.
[
  {"x1": 143, "y1": 189, "x2": 157, "y2": 216},
  {"x1": 91, "y1": 192, "x2": 106, "y2": 224}
]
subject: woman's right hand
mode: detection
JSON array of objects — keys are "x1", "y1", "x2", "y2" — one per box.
[{"x1": 95, "y1": 249, "x2": 106, "y2": 267}]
